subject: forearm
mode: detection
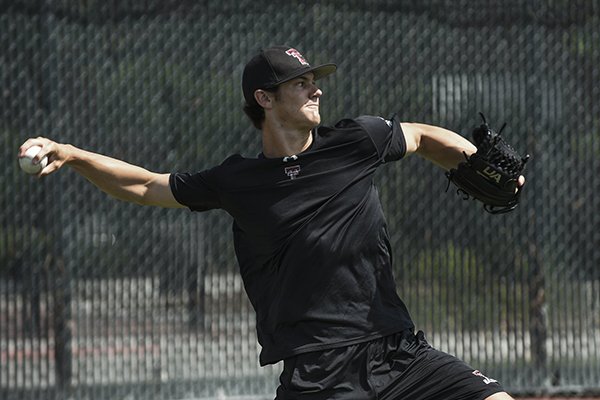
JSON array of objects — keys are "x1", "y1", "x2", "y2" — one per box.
[
  {"x1": 403, "y1": 123, "x2": 477, "y2": 170},
  {"x1": 65, "y1": 144, "x2": 160, "y2": 205}
]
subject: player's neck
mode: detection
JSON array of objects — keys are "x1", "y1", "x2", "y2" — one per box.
[{"x1": 261, "y1": 124, "x2": 313, "y2": 159}]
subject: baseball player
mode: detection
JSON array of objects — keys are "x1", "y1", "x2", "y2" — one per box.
[{"x1": 19, "y1": 46, "x2": 524, "y2": 399}]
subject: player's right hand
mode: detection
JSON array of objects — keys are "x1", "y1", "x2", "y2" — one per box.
[{"x1": 18, "y1": 137, "x2": 71, "y2": 178}]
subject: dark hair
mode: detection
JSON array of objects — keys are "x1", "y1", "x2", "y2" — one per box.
[
  {"x1": 242, "y1": 87, "x2": 279, "y2": 130},
  {"x1": 243, "y1": 102, "x2": 266, "y2": 130}
]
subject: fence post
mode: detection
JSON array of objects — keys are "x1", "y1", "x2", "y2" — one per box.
[
  {"x1": 52, "y1": 257, "x2": 72, "y2": 391},
  {"x1": 42, "y1": 0, "x2": 74, "y2": 392},
  {"x1": 528, "y1": 242, "x2": 548, "y2": 385}
]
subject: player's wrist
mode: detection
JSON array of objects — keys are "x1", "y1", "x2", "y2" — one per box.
[{"x1": 62, "y1": 143, "x2": 84, "y2": 165}]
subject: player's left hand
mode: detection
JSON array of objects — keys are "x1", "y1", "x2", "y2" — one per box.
[
  {"x1": 445, "y1": 113, "x2": 529, "y2": 214},
  {"x1": 516, "y1": 175, "x2": 525, "y2": 192}
]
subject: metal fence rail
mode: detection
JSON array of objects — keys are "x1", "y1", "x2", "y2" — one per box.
[{"x1": 1, "y1": 1, "x2": 599, "y2": 399}]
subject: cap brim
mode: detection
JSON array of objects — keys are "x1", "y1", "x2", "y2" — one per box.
[
  {"x1": 311, "y1": 63, "x2": 337, "y2": 80},
  {"x1": 270, "y1": 63, "x2": 337, "y2": 88}
]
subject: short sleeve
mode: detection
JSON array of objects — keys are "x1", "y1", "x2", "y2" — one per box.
[
  {"x1": 169, "y1": 170, "x2": 221, "y2": 211},
  {"x1": 354, "y1": 115, "x2": 406, "y2": 162}
]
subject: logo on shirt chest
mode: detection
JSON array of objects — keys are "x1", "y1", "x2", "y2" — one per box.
[{"x1": 284, "y1": 165, "x2": 301, "y2": 180}]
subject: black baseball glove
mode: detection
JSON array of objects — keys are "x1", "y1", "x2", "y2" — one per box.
[{"x1": 446, "y1": 113, "x2": 529, "y2": 214}]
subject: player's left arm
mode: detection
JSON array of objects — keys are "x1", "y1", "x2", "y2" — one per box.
[
  {"x1": 401, "y1": 122, "x2": 477, "y2": 171},
  {"x1": 401, "y1": 122, "x2": 525, "y2": 187}
]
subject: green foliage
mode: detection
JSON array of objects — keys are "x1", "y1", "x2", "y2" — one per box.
[
  {"x1": 401, "y1": 242, "x2": 527, "y2": 331},
  {"x1": 0, "y1": 224, "x2": 52, "y2": 275}
]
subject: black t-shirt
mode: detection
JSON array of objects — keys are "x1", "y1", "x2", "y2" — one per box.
[{"x1": 170, "y1": 115, "x2": 415, "y2": 365}]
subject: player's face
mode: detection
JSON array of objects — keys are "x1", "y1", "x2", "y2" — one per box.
[{"x1": 271, "y1": 73, "x2": 323, "y2": 129}]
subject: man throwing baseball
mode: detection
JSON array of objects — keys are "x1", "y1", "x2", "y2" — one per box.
[{"x1": 19, "y1": 46, "x2": 524, "y2": 399}]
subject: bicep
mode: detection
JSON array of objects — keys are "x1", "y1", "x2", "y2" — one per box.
[
  {"x1": 144, "y1": 173, "x2": 186, "y2": 208},
  {"x1": 399, "y1": 122, "x2": 421, "y2": 155},
  {"x1": 399, "y1": 122, "x2": 477, "y2": 170}
]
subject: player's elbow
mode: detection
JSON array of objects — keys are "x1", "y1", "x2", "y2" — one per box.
[
  {"x1": 140, "y1": 173, "x2": 184, "y2": 208},
  {"x1": 108, "y1": 185, "x2": 148, "y2": 206},
  {"x1": 110, "y1": 174, "x2": 164, "y2": 207}
]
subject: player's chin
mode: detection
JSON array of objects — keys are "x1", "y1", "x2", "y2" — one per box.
[{"x1": 306, "y1": 109, "x2": 321, "y2": 126}]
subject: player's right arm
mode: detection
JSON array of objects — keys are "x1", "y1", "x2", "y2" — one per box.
[{"x1": 18, "y1": 137, "x2": 185, "y2": 208}]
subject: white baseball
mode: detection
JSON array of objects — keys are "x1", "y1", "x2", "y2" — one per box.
[{"x1": 19, "y1": 145, "x2": 48, "y2": 175}]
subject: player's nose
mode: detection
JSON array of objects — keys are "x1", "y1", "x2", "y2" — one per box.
[{"x1": 312, "y1": 86, "x2": 322, "y2": 99}]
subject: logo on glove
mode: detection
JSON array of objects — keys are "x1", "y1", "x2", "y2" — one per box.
[{"x1": 478, "y1": 166, "x2": 502, "y2": 183}]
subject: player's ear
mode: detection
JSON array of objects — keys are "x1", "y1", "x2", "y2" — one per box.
[{"x1": 254, "y1": 89, "x2": 274, "y2": 109}]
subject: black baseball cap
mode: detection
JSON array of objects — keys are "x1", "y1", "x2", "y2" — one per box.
[{"x1": 242, "y1": 46, "x2": 337, "y2": 106}]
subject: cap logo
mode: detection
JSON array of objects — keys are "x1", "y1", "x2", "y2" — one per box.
[{"x1": 285, "y1": 48, "x2": 309, "y2": 66}]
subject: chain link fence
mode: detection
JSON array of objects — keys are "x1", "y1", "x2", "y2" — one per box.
[{"x1": 1, "y1": 1, "x2": 599, "y2": 399}]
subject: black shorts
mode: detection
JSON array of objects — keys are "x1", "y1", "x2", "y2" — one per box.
[{"x1": 275, "y1": 330, "x2": 506, "y2": 400}]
